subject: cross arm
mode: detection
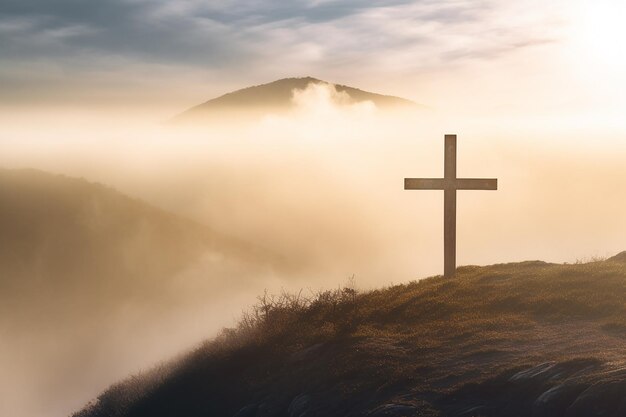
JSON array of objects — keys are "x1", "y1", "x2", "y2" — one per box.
[
  {"x1": 404, "y1": 178, "x2": 497, "y2": 190},
  {"x1": 404, "y1": 178, "x2": 446, "y2": 190},
  {"x1": 455, "y1": 178, "x2": 498, "y2": 190}
]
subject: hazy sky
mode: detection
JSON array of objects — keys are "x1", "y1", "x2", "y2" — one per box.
[
  {"x1": 3, "y1": 0, "x2": 624, "y2": 125},
  {"x1": 2, "y1": 3, "x2": 626, "y2": 417}
]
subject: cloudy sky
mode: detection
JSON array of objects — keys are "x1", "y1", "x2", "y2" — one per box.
[
  {"x1": 2, "y1": 3, "x2": 626, "y2": 417},
  {"x1": 1, "y1": 0, "x2": 625, "y2": 125}
]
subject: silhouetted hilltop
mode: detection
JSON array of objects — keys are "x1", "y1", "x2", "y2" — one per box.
[
  {"x1": 0, "y1": 168, "x2": 283, "y2": 417},
  {"x1": 0, "y1": 168, "x2": 272, "y2": 312},
  {"x1": 75, "y1": 256, "x2": 626, "y2": 417},
  {"x1": 174, "y1": 77, "x2": 418, "y2": 123},
  {"x1": 0, "y1": 166, "x2": 281, "y2": 333}
]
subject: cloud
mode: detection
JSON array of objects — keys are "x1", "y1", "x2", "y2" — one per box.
[{"x1": 0, "y1": 0, "x2": 562, "y2": 105}]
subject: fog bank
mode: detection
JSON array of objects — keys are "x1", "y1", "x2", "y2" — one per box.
[{"x1": 0, "y1": 84, "x2": 625, "y2": 417}]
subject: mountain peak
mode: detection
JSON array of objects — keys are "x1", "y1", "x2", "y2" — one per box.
[{"x1": 173, "y1": 77, "x2": 418, "y2": 123}]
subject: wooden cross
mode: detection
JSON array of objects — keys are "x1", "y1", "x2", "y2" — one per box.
[{"x1": 404, "y1": 134, "x2": 497, "y2": 277}]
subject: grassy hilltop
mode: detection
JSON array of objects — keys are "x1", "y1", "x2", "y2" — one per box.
[{"x1": 75, "y1": 256, "x2": 626, "y2": 417}]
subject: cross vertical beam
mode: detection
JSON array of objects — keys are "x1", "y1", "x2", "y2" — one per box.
[
  {"x1": 404, "y1": 134, "x2": 497, "y2": 278},
  {"x1": 444, "y1": 134, "x2": 457, "y2": 278}
]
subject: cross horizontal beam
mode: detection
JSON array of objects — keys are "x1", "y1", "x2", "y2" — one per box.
[{"x1": 404, "y1": 178, "x2": 498, "y2": 190}]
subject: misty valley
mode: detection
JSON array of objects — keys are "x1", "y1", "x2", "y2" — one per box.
[{"x1": 1, "y1": 78, "x2": 625, "y2": 417}]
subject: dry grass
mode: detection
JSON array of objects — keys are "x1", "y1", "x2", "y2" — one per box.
[{"x1": 75, "y1": 256, "x2": 626, "y2": 417}]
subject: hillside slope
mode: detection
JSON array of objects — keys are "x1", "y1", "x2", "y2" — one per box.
[
  {"x1": 173, "y1": 77, "x2": 418, "y2": 123},
  {"x1": 0, "y1": 168, "x2": 275, "y2": 313},
  {"x1": 75, "y1": 256, "x2": 626, "y2": 417},
  {"x1": 0, "y1": 168, "x2": 280, "y2": 417}
]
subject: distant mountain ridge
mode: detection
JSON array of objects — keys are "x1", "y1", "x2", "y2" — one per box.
[
  {"x1": 174, "y1": 77, "x2": 418, "y2": 123},
  {"x1": 0, "y1": 168, "x2": 281, "y2": 417},
  {"x1": 0, "y1": 168, "x2": 271, "y2": 298}
]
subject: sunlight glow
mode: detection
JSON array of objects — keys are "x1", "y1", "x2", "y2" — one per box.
[{"x1": 575, "y1": 0, "x2": 626, "y2": 69}]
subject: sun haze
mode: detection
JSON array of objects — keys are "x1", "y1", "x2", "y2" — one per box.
[{"x1": 0, "y1": 2, "x2": 625, "y2": 417}]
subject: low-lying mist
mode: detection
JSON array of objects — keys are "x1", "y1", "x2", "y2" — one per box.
[{"x1": 1, "y1": 83, "x2": 625, "y2": 417}]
